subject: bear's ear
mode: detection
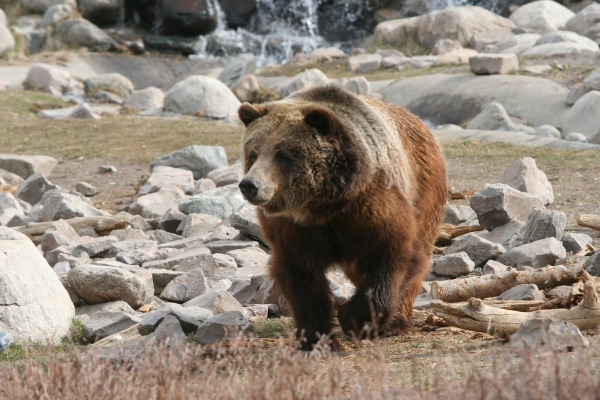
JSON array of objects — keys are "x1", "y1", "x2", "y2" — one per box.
[
  {"x1": 238, "y1": 103, "x2": 265, "y2": 127},
  {"x1": 303, "y1": 108, "x2": 339, "y2": 135}
]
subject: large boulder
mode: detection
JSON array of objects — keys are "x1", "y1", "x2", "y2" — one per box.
[
  {"x1": 217, "y1": 53, "x2": 256, "y2": 87},
  {"x1": 150, "y1": 145, "x2": 227, "y2": 179},
  {"x1": 164, "y1": 75, "x2": 241, "y2": 119},
  {"x1": 374, "y1": 6, "x2": 515, "y2": 48},
  {"x1": 0, "y1": 227, "x2": 75, "y2": 345},
  {"x1": 562, "y1": 91, "x2": 600, "y2": 139},
  {"x1": 496, "y1": 157, "x2": 554, "y2": 205},
  {"x1": 179, "y1": 184, "x2": 245, "y2": 220},
  {"x1": 0, "y1": 22, "x2": 15, "y2": 55},
  {"x1": 565, "y1": 3, "x2": 600, "y2": 41},
  {"x1": 40, "y1": 4, "x2": 72, "y2": 26},
  {"x1": 84, "y1": 73, "x2": 134, "y2": 97},
  {"x1": 157, "y1": 0, "x2": 218, "y2": 36},
  {"x1": 0, "y1": 154, "x2": 58, "y2": 179},
  {"x1": 124, "y1": 87, "x2": 164, "y2": 111},
  {"x1": 55, "y1": 19, "x2": 118, "y2": 52},
  {"x1": 509, "y1": 0, "x2": 575, "y2": 33},
  {"x1": 280, "y1": 69, "x2": 329, "y2": 98},
  {"x1": 24, "y1": 63, "x2": 71, "y2": 95},
  {"x1": 22, "y1": 0, "x2": 75, "y2": 13},
  {"x1": 79, "y1": 0, "x2": 121, "y2": 26}
]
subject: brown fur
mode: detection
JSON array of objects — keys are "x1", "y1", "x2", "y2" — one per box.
[{"x1": 238, "y1": 85, "x2": 447, "y2": 350}]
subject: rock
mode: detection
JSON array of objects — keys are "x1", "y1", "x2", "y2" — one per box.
[
  {"x1": 483, "y1": 259, "x2": 507, "y2": 274},
  {"x1": 143, "y1": 246, "x2": 214, "y2": 270},
  {"x1": 116, "y1": 248, "x2": 169, "y2": 266},
  {"x1": 0, "y1": 169, "x2": 24, "y2": 186},
  {"x1": 157, "y1": 0, "x2": 218, "y2": 36},
  {"x1": 205, "y1": 240, "x2": 258, "y2": 255},
  {"x1": 129, "y1": 187, "x2": 186, "y2": 220},
  {"x1": 497, "y1": 157, "x2": 554, "y2": 205},
  {"x1": 194, "y1": 311, "x2": 253, "y2": 345},
  {"x1": 470, "y1": 183, "x2": 545, "y2": 231},
  {"x1": 312, "y1": 47, "x2": 345, "y2": 57},
  {"x1": 160, "y1": 268, "x2": 208, "y2": 303},
  {"x1": 15, "y1": 173, "x2": 59, "y2": 205},
  {"x1": 513, "y1": 208, "x2": 566, "y2": 247},
  {"x1": 510, "y1": 318, "x2": 589, "y2": 353},
  {"x1": 0, "y1": 8, "x2": 6, "y2": 25},
  {"x1": 139, "y1": 303, "x2": 213, "y2": 334},
  {"x1": 22, "y1": 0, "x2": 75, "y2": 13},
  {"x1": 374, "y1": 6, "x2": 515, "y2": 48},
  {"x1": 0, "y1": 154, "x2": 58, "y2": 179},
  {"x1": 584, "y1": 251, "x2": 600, "y2": 276},
  {"x1": 344, "y1": 76, "x2": 370, "y2": 96},
  {"x1": 467, "y1": 102, "x2": 517, "y2": 131},
  {"x1": 149, "y1": 269, "x2": 183, "y2": 294},
  {"x1": 83, "y1": 312, "x2": 141, "y2": 342},
  {"x1": 535, "y1": 30, "x2": 599, "y2": 52},
  {"x1": 75, "y1": 300, "x2": 137, "y2": 317},
  {"x1": 521, "y1": 42, "x2": 591, "y2": 57},
  {"x1": 158, "y1": 209, "x2": 185, "y2": 233},
  {"x1": 107, "y1": 239, "x2": 157, "y2": 258},
  {"x1": 194, "y1": 178, "x2": 217, "y2": 194},
  {"x1": 561, "y1": 233, "x2": 592, "y2": 253},
  {"x1": 40, "y1": 4, "x2": 71, "y2": 26},
  {"x1": 179, "y1": 213, "x2": 221, "y2": 238},
  {"x1": 84, "y1": 73, "x2": 134, "y2": 98},
  {"x1": 347, "y1": 54, "x2": 382, "y2": 73},
  {"x1": 565, "y1": 3, "x2": 600, "y2": 39},
  {"x1": 446, "y1": 233, "x2": 506, "y2": 268},
  {"x1": 229, "y1": 203, "x2": 265, "y2": 244},
  {"x1": 184, "y1": 289, "x2": 245, "y2": 316},
  {"x1": 21, "y1": 28, "x2": 47, "y2": 55},
  {"x1": 563, "y1": 91, "x2": 600, "y2": 139},
  {"x1": 280, "y1": 68, "x2": 329, "y2": 99},
  {"x1": 0, "y1": 331, "x2": 10, "y2": 353},
  {"x1": 244, "y1": 304, "x2": 268, "y2": 318},
  {"x1": 207, "y1": 163, "x2": 243, "y2": 188},
  {"x1": 37, "y1": 189, "x2": 110, "y2": 222},
  {"x1": 164, "y1": 75, "x2": 240, "y2": 119},
  {"x1": 469, "y1": 28, "x2": 514, "y2": 52},
  {"x1": 509, "y1": 1, "x2": 575, "y2": 33},
  {"x1": 179, "y1": 184, "x2": 244, "y2": 220},
  {"x1": 381, "y1": 55, "x2": 410, "y2": 68},
  {"x1": 230, "y1": 274, "x2": 269, "y2": 305},
  {"x1": 142, "y1": 34, "x2": 205, "y2": 56},
  {"x1": 497, "y1": 238, "x2": 566, "y2": 268},
  {"x1": 55, "y1": 19, "x2": 118, "y2": 52},
  {"x1": 150, "y1": 145, "x2": 227, "y2": 180},
  {"x1": 217, "y1": 53, "x2": 256, "y2": 87},
  {"x1": 93, "y1": 90, "x2": 123, "y2": 105},
  {"x1": 0, "y1": 193, "x2": 26, "y2": 226},
  {"x1": 488, "y1": 33, "x2": 541, "y2": 54},
  {"x1": 230, "y1": 74, "x2": 259, "y2": 103},
  {"x1": 534, "y1": 125, "x2": 561, "y2": 138},
  {"x1": 497, "y1": 284, "x2": 545, "y2": 301},
  {"x1": 409, "y1": 55, "x2": 436, "y2": 69},
  {"x1": 139, "y1": 166, "x2": 194, "y2": 197},
  {"x1": 155, "y1": 235, "x2": 202, "y2": 249},
  {"x1": 41, "y1": 219, "x2": 79, "y2": 254},
  {"x1": 124, "y1": 87, "x2": 164, "y2": 111},
  {"x1": 38, "y1": 103, "x2": 101, "y2": 120},
  {"x1": 227, "y1": 247, "x2": 269, "y2": 268},
  {"x1": 68, "y1": 264, "x2": 148, "y2": 308},
  {"x1": 431, "y1": 252, "x2": 475, "y2": 278},
  {"x1": 564, "y1": 132, "x2": 587, "y2": 142},
  {"x1": 0, "y1": 227, "x2": 74, "y2": 345},
  {"x1": 72, "y1": 236, "x2": 118, "y2": 257},
  {"x1": 521, "y1": 64, "x2": 552, "y2": 75},
  {"x1": 98, "y1": 165, "x2": 117, "y2": 173},
  {"x1": 443, "y1": 205, "x2": 474, "y2": 225},
  {"x1": 430, "y1": 38, "x2": 462, "y2": 55},
  {"x1": 110, "y1": 227, "x2": 150, "y2": 241},
  {"x1": 566, "y1": 83, "x2": 590, "y2": 107},
  {"x1": 432, "y1": 49, "x2": 478, "y2": 66},
  {"x1": 469, "y1": 53, "x2": 518, "y2": 75},
  {"x1": 79, "y1": 0, "x2": 122, "y2": 26},
  {"x1": 72, "y1": 181, "x2": 96, "y2": 197}
]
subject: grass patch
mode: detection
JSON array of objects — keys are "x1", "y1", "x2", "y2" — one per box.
[
  {"x1": 365, "y1": 38, "x2": 429, "y2": 57},
  {"x1": 0, "y1": 90, "x2": 244, "y2": 163},
  {"x1": 253, "y1": 317, "x2": 294, "y2": 339}
]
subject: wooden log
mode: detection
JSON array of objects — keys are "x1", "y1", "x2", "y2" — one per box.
[
  {"x1": 431, "y1": 281, "x2": 600, "y2": 337},
  {"x1": 0, "y1": 185, "x2": 17, "y2": 194},
  {"x1": 431, "y1": 264, "x2": 583, "y2": 303},
  {"x1": 435, "y1": 224, "x2": 484, "y2": 246},
  {"x1": 482, "y1": 299, "x2": 545, "y2": 312},
  {"x1": 16, "y1": 216, "x2": 130, "y2": 238},
  {"x1": 577, "y1": 214, "x2": 600, "y2": 231}
]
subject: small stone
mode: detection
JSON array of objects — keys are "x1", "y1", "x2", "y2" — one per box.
[
  {"x1": 116, "y1": 248, "x2": 169, "y2": 265},
  {"x1": 23, "y1": 63, "x2": 70, "y2": 96},
  {"x1": 72, "y1": 236, "x2": 118, "y2": 258},
  {"x1": 229, "y1": 203, "x2": 265, "y2": 244},
  {"x1": 217, "y1": 53, "x2": 256, "y2": 87},
  {"x1": 344, "y1": 76, "x2": 370, "y2": 96},
  {"x1": 430, "y1": 38, "x2": 462, "y2": 55},
  {"x1": 98, "y1": 165, "x2": 117, "y2": 173},
  {"x1": 204, "y1": 225, "x2": 240, "y2": 242},
  {"x1": 497, "y1": 238, "x2": 566, "y2": 269},
  {"x1": 469, "y1": 53, "x2": 519, "y2": 75},
  {"x1": 564, "y1": 132, "x2": 586, "y2": 142},
  {"x1": 443, "y1": 205, "x2": 474, "y2": 225},
  {"x1": 107, "y1": 239, "x2": 157, "y2": 258},
  {"x1": 347, "y1": 54, "x2": 382, "y2": 73},
  {"x1": 143, "y1": 246, "x2": 214, "y2": 270},
  {"x1": 446, "y1": 233, "x2": 506, "y2": 268},
  {"x1": 139, "y1": 303, "x2": 213, "y2": 335},
  {"x1": 179, "y1": 184, "x2": 244, "y2": 220},
  {"x1": 230, "y1": 74, "x2": 260, "y2": 103},
  {"x1": 159, "y1": 209, "x2": 187, "y2": 234},
  {"x1": 381, "y1": 55, "x2": 410, "y2": 68},
  {"x1": 75, "y1": 300, "x2": 137, "y2": 317},
  {"x1": 124, "y1": 87, "x2": 164, "y2": 111},
  {"x1": 75, "y1": 182, "x2": 97, "y2": 196},
  {"x1": 205, "y1": 240, "x2": 258, "y2": 254},
  {"x1": 584, "y1": 252, "x2": 600, "y2": 276},
  {"x1": 139, "y1": 166, "x2": 194, "y2": 196},
  {"x1": 431, "y1": 252, "x2": 475, "y2": 278},
  {"x1": 312, "y1": 47, "x2": 346, "y2": 57},
  {"x1": 510, "y1": 318, "x2": 588, "y2": 353},
  {"x1": 130, "y1": 187, "x2": 186, "y2": 220},
  {"x1": 0, "y1": 331, "x2": 11, "y2": 353},
  {"x1": 534, "y1": 125, "x2": 561, "y2": 138},
  {"x1": 520, "y1": 64, "x2": 552, "y2": 74},
  {"x1": 194, "y1": 311, "x2": 254, "y2": 345},
  {"x1": 497, "y1": 157, "x2": 554, "y2": 206},
  {"x1": 244, "y1": 304, "x2": 268, "y2": 318},
  {"x1": 497, "y1": 284, "x2": 545, "y2": 301},
  {"x1": 160, "y1": 268, "x2": 209, "y2": 303},
  {"x1": 110, "y1": 228, "x2": 149, "y2": 241},
  {"x1": 280, "y1": 68, "x2": 330, "y2": 98},
  {"x1": 150, "y1": 145, "x2": 227, "y2": 180},
  {"x1": 478, "y1": 220, "x2": 524, "y2": 250},
  {"x1": 178, "y1": 213, "x2": 222, "y2": 238},
  {"x1": 483, "y1": 259, "x2": 507, "y2": 275},
  {"x1": 84, "y1": 73, "x2": 134, "y2": 98},
  {"x1": 0, "y1": 154, "x2": 58, "y2": 180},
  {"x1": 565, "y1": 83, "x2": 590, "y2": 106},
  {"x1": 227, "y1": 247, "x2": 270, "y2": 269},
  {"x1": 561, "y1": 233, "x2": 592, "y2": 253},
  {"x1": 409, "y1": 55, "x2": 437, "y2": 68},
  {"x1": 513, "y1": 208, "x2": 566, "y2": 247},
  {"x1": 184, "y1": 289, "x2": 245, "y2": 316},
  {"x1": 194, "y1": 178, "x2": 216, "y2": 194},
  {"x1": 82, "y1": 311, "x2": 141, "y2": 342},
  {"x1": 15, "y1": 172, "x2": 60, "y2": 206}
]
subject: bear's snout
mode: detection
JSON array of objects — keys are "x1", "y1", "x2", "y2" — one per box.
[{"x1": 239, "y1": 177, "x2": 261, "y2": 201}]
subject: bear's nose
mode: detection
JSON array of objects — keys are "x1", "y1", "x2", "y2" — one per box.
[{"x1": 239, "y1": 177, "x2": 260, "y2": 200}]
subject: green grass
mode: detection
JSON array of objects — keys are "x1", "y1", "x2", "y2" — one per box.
[
  {"x1": 0, "y1": 90, "x2": 245, "y2": 163},
  {"x1": 253, "y1": 317, "x2": 294, "y2": 339}
]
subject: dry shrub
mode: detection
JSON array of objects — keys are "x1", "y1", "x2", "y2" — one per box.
[{"x1": 2, "y1": 335, "x2": 600, "y2": 400}]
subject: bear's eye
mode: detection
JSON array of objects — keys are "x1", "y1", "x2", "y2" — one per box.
[{"x1": 247, "y1": 151, "x2": 258, "y2": 166}]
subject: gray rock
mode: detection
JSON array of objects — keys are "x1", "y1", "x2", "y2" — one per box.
[
  {"x1": 150, "y1": 230, "x2": 183, "y2": 245},
  {"x1": 184, "y1": 289, "x2": 245, "y2": 316},
  {"x1": 159, "y1": 209, "x2": 186, "y2": 233},
  {"x1": 497, "y1": 237, "x2": 566, "y2": 268},
  {"x1": 164, "y1": 75, "x2": 241, "y2": 119},
  {"x1": 75, "y1": 300, "x2": 137, "y2": 317},
  {"x1": 124, "y1": 87, "x2": 164, "y2": 111},
  {"x1": 0, "y1": 331, "x2": 10, "y2": 353},
  {"x1": 75, "y1": 181, "x2": 97, "y2": 196},
  {"x1": 409, "y1": 55, "x2": 436, "y2": 68},
  {"x1": 583, "y1": 67, "x2": 600, "y2": 91},
  {"x1": 15, "y1": 173, "x2": 60, "y2": 205},
  {"x1": 205, "y1": 239, "x2": 258, "y2": 254},
  {"x1": 446, "y1": 233, "x2": 506, "y2": 268},
  {"x1": 179, "y1": 213, "x2": 221, "y2": 238},
  {"x1": 431, "y1": 252, "x2": 475, "y2": 277},
  {"x1": 72, "y1": 236, "x2": 118, "y2": 258},
  {"x1": 22, "y1": 29, "x2": 47, "y2": 55},
  {"x1": 497, "y1": 284, "x2": 545, "y2": 301},
  {"x1": 0, "y1": 169, "x2": 24, "y2": 186},
  {"x1": 229, "y1": 203, "x2": 265, "y2": 244},
  {"x1": 149, "y1": 269, "x2": 184, "y2": 294},
  {"x1": 343, "y1": 76, "x2": 370, "y2": 96},
  {"x1": 443, "y1": 205, "x2": 474, "y2": 225},
  {"x1": 381, "y1": 55, "x2": 410, "y2": 68},
  {"x1": 431, "y1": 38, "x2": 462, "y2": 55},
  {"x1": 584, "y1": 252, "x2": 600, "y2": 276},
  {"x1": 98, "y1": 165, "x2": 117, "y2": 173},
  {"x1": 0, "y1": 193, "x2": 25, "y2": 226},
  {"x1": 522, "y1": 42, "x2": 592, "y2": 57},
  {"x1": 561, "y1": 233, "x2": 592, "y2": 253},
  {"x1": 160, "y1": 268, "x2": 209, "y2": 303},
  {"x1": 513, "y1": 208, "x2": 566, "y2": 247},
  {"x1": 68, "y1": 264, "x2": 148, "y2": 308},
  {"x1": 129, "y1": 187, "x2": 186, "y2": 220},
  {"x1": 207, "y1": 163, "x2": 243, "y2": 188},
  {"x1": 179, "y1": 184, "x2": 245, "y2": 220},
  {"x1": 0, "y1": 8, "x2": 6, "y2": 25},
  {"x1": 84, "y1": 73, "x2": 134, "y2": 98},
  {"x1": 469, "y1": 54, "x2": 519, "y2": 75},
  {"x1": 110, "y1": 227, "x2": 149, "y2": 241},
  {"x1": 510, "y1": 318, "x2": 588, "y2": 353},
  {"x1": 483, "y1": 259, "x2": 508, "y2": 274},
  {"x1": 139, "y1": 303, "x2": 213, "y2": 335},
  {"x1": 470, "y1": 28, "x2": 514, "y2": 52},
  {"x1": 150, "y1": 145, "x2": 227, "y2": 180},
  {"x1": 94, "y1": 90, "x2": 123, "y2": 105},
  {"x1": 565, "y1": 3, "x2": 600, "y2": 38},
  {"x1": 509, "y1": 1, "x2": 574, "y2": 33},
  {"x1": 38, "y1": 103, "x2": 101, "y2": 120},
  {"x1": 82, "y1": 311, "x2": 141, "y2": 342},
  {"x1": 280, "y1": 69, "x2": 329, "y2": 98},
  {"x1": 563, "y1": 91, "x2": 600, "y2": 139},
  {"x1": 488, "y1": 33, "x2": 541, "y2": 54},
  {"x1": 217, "y1": 53, "x2": 256, "y2": 87},
  {"x1": 564, "y1": 132, "x2": 587, "y2": 142},
  {"x1": 57, "y1": 252, "x2": 90, "y2": 269},
  {"x1": 108, "y1": 239, "x2": 157, "y2": 258},
  {"x1": 467, "y1": 102, "x2": 533, "y2": 133},
  {"x1": 535, "y1": 30, "x2": 599, "y2": 51},
  {"x1": 139, "y1": 166, "x2": 194, "y2": 196},
  {"x1": 79, "y1": 0, "x2": 122, "y2": 26},
  {"x1": 0, "y1": 154, "x2": 58, "y2": 179},
  {"x1": 143, "y1": 246, "x2": 213, "y2": 270},
  {"x1": 22, "y1": 0, "x2": 75, "y2": 13},
  {"x1": 41, "y1": 219, "x2": 79, "y2": 254},
  {"x1": 0, "y1": 227, "x2": 74, "y2": 345},
  {"x1": 227, "y1": 247, "x2": 269, "y2": 269},
  {"x1": 244, "y1": 304, "x2": 269, "y2": 318},
  {"x1": 55, "y1": 19, "x2": 118, "y2": 51},
  {"x1": 534, "y1": 125, "x2": 561, "y2": 138},
  {"x1": 470, "y1": 183, "x2": 545, "y2": 231},
  {"x1": 37, "y1": 189, "x2": 110, "y2": 222},
  {"x1": 194, "y1": 311, "x2": 254, "y2": 345},
  {"x1": 566, "y1": 83, "x2": 590, "y2": 106},
  {"x1": 230, "y1": 74, "x2": 260, "y2": 103},
  {"x1": 211, "y1": 253, "x2": 239, "y2": 276},
  {"x1": 348, "y1": 54, "x2": 382, "y2": 73},
  {"x1": 230, "y1": 273, "x2": 269, "y2": 305},
  {"x1": 40, "y1": 4, "x2": 71, "y2": 26}
]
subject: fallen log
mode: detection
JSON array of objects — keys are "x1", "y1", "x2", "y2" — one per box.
[
  {"x1": 16, "y1": 216, "x2": 130, "y2": 238},
  {"x1": 577, "y1": 214, "x2": 600, "y2": 231},
  {"x1": 431, "y1": 280, "x2": 600, "y2": 337},
  {"x1": 431, "y1": 264, "x2": 583, "y2": 303},
  {"x1": 435, "y1": 224, "x2": 484, "y2": 246},
  {"x1": 0, "y1": 184, "x2": 17, "y2": 194},
  {"x1": 483, "y1": 299, "x2": 545, "y2": 312}
]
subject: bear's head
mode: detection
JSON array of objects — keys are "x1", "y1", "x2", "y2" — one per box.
[{"x1": 237, "y1": 100, "x2": 369, "y2": 220}]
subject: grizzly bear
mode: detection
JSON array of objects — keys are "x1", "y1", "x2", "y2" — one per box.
[{"x1": 237, "y1": 85, "x2": 447, "y2": 350}]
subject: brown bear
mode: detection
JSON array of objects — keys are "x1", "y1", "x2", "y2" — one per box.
[{"x1": 237, "y1": 85, "x2": 447, "y2": 350}]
